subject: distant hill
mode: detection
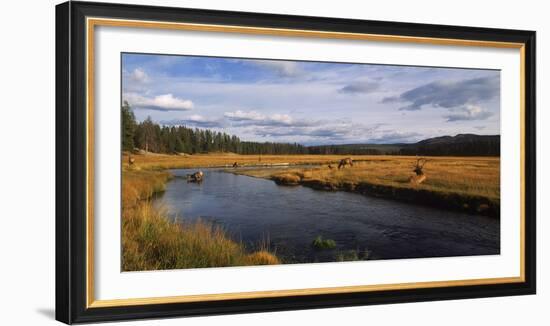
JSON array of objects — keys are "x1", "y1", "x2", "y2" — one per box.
[
  {"x1": 307, "y1": 134, "x2": 500, "y2": 156},
  {"x1": 400, "y1": 134, "x2": 500, "y2": 156}
]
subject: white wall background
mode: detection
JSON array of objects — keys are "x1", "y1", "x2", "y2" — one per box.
[{"x1": 0, "y1": 0, "x2": 546, "y2": 324}]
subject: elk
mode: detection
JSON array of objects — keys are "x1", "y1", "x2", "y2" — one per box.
[
  {"x1": 187, "y1": 171, "x2": 204, "y2": 183},
  {"x1": 328, "y1": 164, "x2": 334, "y2": 170},
  {"x1": 128, "y1": 155, "x2": 135, "y2": 166},
  {"x1": 232, "y1": 162, "x2": 239, "y2": 168},
  {"x1": 338, "y1": 157, "x2": 353, "y2": 169},
  {"x1": 409, "y1": 158, "x2": 428, "y2": 184}
]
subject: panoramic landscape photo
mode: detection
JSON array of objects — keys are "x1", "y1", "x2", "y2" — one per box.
[{"x1": 120, "y1": 53, "x2": 501, "y2": 271}]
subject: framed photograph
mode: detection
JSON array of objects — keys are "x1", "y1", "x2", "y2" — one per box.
[{"x1": 56, "y1": 1, "x2": 536, "y2": 324}]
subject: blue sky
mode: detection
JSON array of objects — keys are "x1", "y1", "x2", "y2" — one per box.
[{"x1": 122, "y1": 53, "x2": 500, "y2": 145}]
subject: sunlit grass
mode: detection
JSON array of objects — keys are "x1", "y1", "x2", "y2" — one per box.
[
  {"x1": 122, "y1": 168, "x2": 280, "y2": 271},
  {"x1": 122, "y1": 168, "x2": 172, "y2": 209},
  {"x1": 234, "y1": 157, "x2": 500, "y2": 201},
  {"x1": 122, "y1": 152, "x2": 446, "y2": 170},
  {"x1": 232, "y1": 156, "x2": 500, "y2": 215}
]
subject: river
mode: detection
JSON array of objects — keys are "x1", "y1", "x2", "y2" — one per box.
[{"x1": 153, "y1": 168, "x2": 499, "y2": 264}]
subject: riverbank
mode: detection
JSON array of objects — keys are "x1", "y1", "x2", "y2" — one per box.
[
  {"x1": 123, "y1": 153, "x2": 500, "y2": 217},
  {"x1": 122, "y1": 168, "x2": 280, "y2": 271},
  {"x1": 122, "y1": 152, "x2": 420, "y2": 170},
  {"x1": 230, "y1": 157, "x2": 500, "y2": 217}
]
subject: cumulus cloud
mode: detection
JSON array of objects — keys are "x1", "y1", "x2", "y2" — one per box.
[
  {"x1": 224, "y1": 110, "x2": 311, "y2": 127},
  {"x1": 254, "y1": 125, "x2": 346, "y2": 139},
  {"x1": 224, "y1": 112, "x2": 356, "y2": 140},
  {"x1": 224, "y1": 110, "x2": 265, "y2": 122},
  {"x1": 382, "y1": 76, "x2": 499, "y2": 111},
  {"x1": 249, "y1": 60, "x2": 302, "y2": 77},
  {"x1": 128, "y1": 68, "x2": 149, "y2": 83},
  {"x1": 338, "y1": 80, "x2": 380, "y2": 94},
  {"x1": 160, "y1": 114, "x2": 223, "y2": 128},
  {"x1": 444, "y1": 105, "x2": 493, "y2": 122},
  {"x1": 124, "y1": 93, "x2": 194, "y2": 111},
  {"x1": 251, "y1": 122, "x2": 386, "y2": 144}
]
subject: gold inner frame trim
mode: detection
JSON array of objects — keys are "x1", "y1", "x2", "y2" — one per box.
[
  {"x1": 85, "y1": 17, "x2": 527, "y2": 308},
  {"x1": 89, "y1": 277, "x2": 522, "y2": 308}
]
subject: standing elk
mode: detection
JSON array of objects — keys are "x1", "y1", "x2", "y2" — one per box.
[
  {"x1": 338, "y1": 157, "x2": 353, "y2": 169},
  {"x1": 328, "y1": 164, "x2": 334, "y2": 170},
  {"x1": 232, "y1": 162, "x2": 239, "y2": 168},
  {"x1": 409, "y1": 158, "x2": 428, "y2": 184},
  {"x1": 128, "y1": 155, "x2": 135, "y2": 166}
]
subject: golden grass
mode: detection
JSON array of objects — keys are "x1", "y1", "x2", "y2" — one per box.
[
  {"x1": 234, "y1": 157, "x2": 500, "y2": 201},
  {"x1": 123, "y1": 153, "x2": 500, "y2": 216},
  {"x1": 122, "y1": 168, "x2": 280, "y2": 271},
  {"x1": 121, "y1": 153, "x2": 500, "y2": 270},
  {"x1": 232, "y1": 156, "x2": 500, "y2": 216},
  {"x1": 122, "y1": 168, "x2": 172, "y2": 208},
  {"x1": 122, "y1": 152, "x2": 428, "y2": 170}
]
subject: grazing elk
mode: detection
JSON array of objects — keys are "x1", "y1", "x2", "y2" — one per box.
[
  {"x1": 128, "y1": 155, "x2": 135, "y2": 166},
  {"x1": 187, "y1": 171, "x2": 204, "y2": 183},
  {"x1": 232, "y1": 162, "x2": 239, "y2": 168},
  {"x1": 328, "y1": 164, "x2": 334, "y2": 170},
  {"x1": 338, "y1": 157, "x2": 353, "y2": 169},
  {"x1": 409, "y1": 158, "x2": 428, "y2": 184}
]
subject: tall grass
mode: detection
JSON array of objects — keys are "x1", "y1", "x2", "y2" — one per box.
[
  {"x1": 122, "y1": 168, "x2": 280, "y2": 271},
  {"x1": 122, "y1": 152, "x2": 430, "y2": 170},
  {"x1": 122, "y1": 168, "x2": 172, "y2": 208},
  {"x1": 236, "y1": 158, "x2": 500, "y2": 201},
  {"x1": 233, "y1": 157, "x2": 500, "y2": 216}
]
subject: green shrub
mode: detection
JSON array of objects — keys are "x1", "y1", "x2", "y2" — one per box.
[{"x1": 312, "y1": 236, "x2": 337, "y2": 250}]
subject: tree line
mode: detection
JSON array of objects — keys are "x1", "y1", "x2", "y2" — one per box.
[
  {"x1": 122, "y1": 103, "x2": 500, "y2": 156},
  {"x1": 398, "y1": 139, "x2": 500, "y2": 156},
  {"x1": 308, "y1": 144, "x2": 392, "y2": 155},
  {"x1": 122, "y1": 102, "x2": 307, "y2": 155},
  {"x1": 310, "y1": 139, "x2": 500, "y2": 156}
]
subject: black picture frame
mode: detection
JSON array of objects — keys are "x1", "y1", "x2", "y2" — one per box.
[{"x1": 56, "y1": 1, "x2": 536, "y2": 324}]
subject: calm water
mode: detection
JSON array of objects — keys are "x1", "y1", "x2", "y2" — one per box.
[{"x1": 153, "y1": 168, "x2": 499, "y2": 263}]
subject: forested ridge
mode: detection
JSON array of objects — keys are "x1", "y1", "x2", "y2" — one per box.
[{"x1": 122, "y1": 103, "x2": 500, "y2": 156}]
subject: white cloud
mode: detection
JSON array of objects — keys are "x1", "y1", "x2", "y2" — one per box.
[
  {"x1": 444, "y1": 105, "x2": 493, "y2": 122},
  {"x1": 224, "y1": 110, "x2": 309, "y2": 127},
  {"x1": 224, "y1": 110, "x2": 265, "y2": 121},
  {"x1": 124, "y1": 93, "x2": 194, "y2": 111},
  {"x1": 250, "y1": 121, "x2": 399, "y2": 145},
  {"x1": 129, "y1": 68, "x2": 149, "y2": 83},
  {"x1": 188, "y1": 114, "x2": 206, "y2": 121},
  {"x1": 160, "y1": 114, "x2": 223, "y2": 128},
  {"x1": 270, "y1": 113, "x2": 293, "y2": 124}
]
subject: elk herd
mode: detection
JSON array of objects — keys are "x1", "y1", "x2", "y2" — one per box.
[
  {"x1": 330, "y1": 156, "x2": 428, "y2": 185},
  {"x1": 127, "y1": 155, "x2": 429, "y2": 185}
]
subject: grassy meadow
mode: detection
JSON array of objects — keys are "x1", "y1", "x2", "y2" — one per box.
[
  {"x1": 122, "y1": 152, "x2": 388, "y2": 170},
  {"x1": 122, "y1": 166, "x2": 280, "y2": 271},
  {"x1": 122, "y1": 152, "x2": 499, "y2": 216},
  {"x1": 121, "y1": 152, "x2": 499, "y2": 270},
  {"x1": 231, "y1": 156, "x2": 500, "y2": 216}
]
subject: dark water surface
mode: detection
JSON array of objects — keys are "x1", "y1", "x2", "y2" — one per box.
[{"x1": 153, "y1": 168, "x2": 499, "y2": 263}]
